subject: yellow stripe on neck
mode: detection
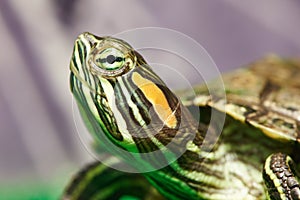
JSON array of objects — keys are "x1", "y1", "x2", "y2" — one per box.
[{"x1": 132, "y1": 72, "x2": 177, "y2": 129}]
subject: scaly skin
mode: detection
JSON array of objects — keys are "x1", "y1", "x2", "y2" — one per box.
[{"x1": 65, "y1": 32, "x2": 300, "y2": 200}]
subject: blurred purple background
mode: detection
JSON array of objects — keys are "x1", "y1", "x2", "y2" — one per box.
[{"x1": 0, "y1": 0, "x2": 299, "y2": 184}]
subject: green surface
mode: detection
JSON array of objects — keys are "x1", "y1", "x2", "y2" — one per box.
[{"x1": 0, "y1": 178, "x2": 66, "y2": 200}]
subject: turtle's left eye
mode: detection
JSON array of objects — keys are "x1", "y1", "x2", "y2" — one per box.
[{"x1": 94, "y1": 48, "x2": 125, "y2": 71}]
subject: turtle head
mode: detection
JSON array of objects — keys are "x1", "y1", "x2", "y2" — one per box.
[{"x1": 70, "y1": 32, "x2": 182, "y2": 153}]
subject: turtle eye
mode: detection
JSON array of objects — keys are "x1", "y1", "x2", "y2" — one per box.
[
  {"x1": 94, "y1": 48, "x2": 125, "y2": 71},
  {"x1": 89, "y1": 46, "x2": 135, "y2": 77}
]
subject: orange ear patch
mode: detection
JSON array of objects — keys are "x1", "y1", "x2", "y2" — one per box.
[{"x1": 132, "y1": 72, "x2": 177, "y2": 128}]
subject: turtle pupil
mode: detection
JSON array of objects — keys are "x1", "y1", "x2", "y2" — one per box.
[
  {"x1": 107, "y1": 55, "x2": 116, "y2": 64},
  {"x1": 104, "y1": 55, "x2": 124, "y2": 64}
]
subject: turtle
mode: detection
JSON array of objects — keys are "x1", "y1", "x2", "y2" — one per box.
[{"x1": 63, "y1": 32, "x2": 300, "y2": 200}]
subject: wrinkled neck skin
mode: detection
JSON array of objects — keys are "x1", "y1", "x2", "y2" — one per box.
[{"x1": 144, "y1": 107, "x2": 297, "y2": 200}]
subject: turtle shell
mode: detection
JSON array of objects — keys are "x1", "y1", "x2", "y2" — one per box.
[{"x1": 179, "y1": 55, "x2": 300, "y2": 142}]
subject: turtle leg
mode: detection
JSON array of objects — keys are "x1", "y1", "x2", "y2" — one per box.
[
  {"x1": 263, "y1": 153, "x2": 300, "y2": 200},
  {"x1": 62, "y1": 157, "x2": 165, "y2": 200}
]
